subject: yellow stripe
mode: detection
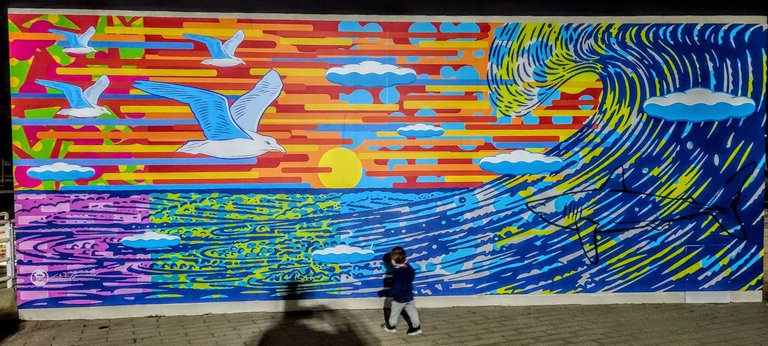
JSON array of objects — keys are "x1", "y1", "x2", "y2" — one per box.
[
  {"x1": 377, "y1": 129, "x2": 576, "y2": 137},
  {"x1": 58, "y1": 67, "x2": 216, "y2": 77},
  {"x1": 104, "y1": 26, "x2": 263, "y2": 37},
  {"x1": 249, "y1": 68, "x2": 327, "y2": 76},
  {"x1": 305, "y1": 104, "x2": 399, "y2": 111},
  {"x1": 496, "y1": 229, "x2": 555, "y2": 247},
  {"x1": 359, "y1": 151, "x2": 504, "y2": 159},
  {"x1": 739, "y1": 143, "x2": 753, "y2": 168},
  {"x1": 720, "y1": 142, "x2": 743, "y2": 173},
  {"x1": 403, "y1": 100, "x2": 490, "y2": 109},
  {"x1": 132, "y1": 89, "x2": 275, "y2": 97},
  {"x1": 614, "y1": 244, "x2": 679, "y2": 278},
  {"x1": 102, "y1": 171, "x2": 260, "y2": 180},
  {"x1": 418, "y1": 41, "x2": 488, "y2": 48},
  {"x1": 120, "y1": 106, "x2": 191, "y2": 113},
  {"x1": 68, "y1": 145, "x2": 179, "y2": 152},
  {"x1": 280, "y1": 38, "x2": 353, "y2": 45},
  {"x1": 425, "y1": 85, "x2": 489, "y2": 92},
  {"x1": 282, "y1": 145, "x2": 319, "y2": 152},
  {"x1": 659, "y1": 247, "x2": 687, "y2": 266},
  {"x1": 664, "y1": 248, "x2": 702, "y2": 273},
  {"x1": 739, "y1": 273, "x2": 762, "y2": 291},
  {"x1": 444, "y1": 175, "x2": 496, "y2": 183},
  {"x1": 671, "y1": 260, "x2": 704, "y2": 281},
  {"x1": 531, "y1": 110, "x2": 597, "y2": 116},
  {"x1": 261, "y1": 118, "x2": 363, "y2": 124}
]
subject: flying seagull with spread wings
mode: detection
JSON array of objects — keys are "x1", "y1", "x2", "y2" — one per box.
[
  {"x1": 36, "y1": 75, "x2": 110, "y2": 118},
  {"x1": 133, "y1": 69, "x2": 286, "y2": 159},
  {"x1": 184, "y1": 29, "x2": 246, "y2": 67},
  {"x1": 49, "y1": 26, "x2": 97, "y2": 54}
]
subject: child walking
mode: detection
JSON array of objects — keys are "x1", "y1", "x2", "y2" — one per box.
[{"x1": 382, "y1": 246, "x2": 422, "y2": 335}]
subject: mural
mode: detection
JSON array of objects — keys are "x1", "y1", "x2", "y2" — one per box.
[{"x1": 7, "y1": 12, "x2": 766, "y2": 309}]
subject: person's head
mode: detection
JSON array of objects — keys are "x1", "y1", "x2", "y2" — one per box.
[{"x1": 390, "y1": 246, "x2": 407, "y2": 265}]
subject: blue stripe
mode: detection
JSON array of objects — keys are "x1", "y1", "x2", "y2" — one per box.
[
  {"x1": 317, "y1": 124, "x2": 409, "y2": 131},
  {"x1": 14, "y1": 158, "x2": 257, "y2": 166},
  {"x1": 14, "y1": 94, "x2": 243, "y2": 101},
  {"x1": 58, "y1": 40, "x2": 193, "y2": 50},
  {"x1": 273, "y1": 57, "x2": 397, "y2": 64},
  {"x1": 60, "y1": 183, "x2": 312, "y2": 191},
  {"x1": 495, "y1": 142, "x2": 559, "y2": 149},
  {"x1": 412, "y1": 79, "x2": 489, "y2": 85},
  {"x1": 12, "y1": 118, "x2": 198, "y2": 126}
]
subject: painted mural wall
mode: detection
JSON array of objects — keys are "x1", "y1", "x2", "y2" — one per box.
[{"x1": 7, "y1": 11, "x2": 766, "y2": 309}]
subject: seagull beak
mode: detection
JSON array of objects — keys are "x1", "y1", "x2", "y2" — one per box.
[{"x1": 274, "y1": 144, "x2": 286, "y2": 153}]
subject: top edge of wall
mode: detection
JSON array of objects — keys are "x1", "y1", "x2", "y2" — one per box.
[{"x1": 7, "y1": 8, "x2": 768, "y2": 24}]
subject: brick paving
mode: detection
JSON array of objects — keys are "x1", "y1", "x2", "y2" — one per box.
[{"x1": 1, "y1": 302, "x2": 767, "y2": 345}]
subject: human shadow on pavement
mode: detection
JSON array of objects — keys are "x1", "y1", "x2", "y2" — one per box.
[
  {"x1": 250, "y1": 281, "x2": 377, "y2": 346},
  {"x1": 0, "y1": 312, "x2": 20, "y2": 344}
]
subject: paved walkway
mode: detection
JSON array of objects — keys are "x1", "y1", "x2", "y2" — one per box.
[{"x1": 1, "y1": 302, "x2": 767, "y2": 345}]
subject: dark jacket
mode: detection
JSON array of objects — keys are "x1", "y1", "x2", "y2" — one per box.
[{"x1": 387, "y1": 263, "x2": 415, "y2": 303}]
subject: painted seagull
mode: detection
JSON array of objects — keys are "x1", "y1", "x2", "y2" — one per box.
[
  {"x1": 184, "y1": 29, "x2": 245, "y2": 67},
  {"x1": 526, "y1": 162, "x2": 755, "y2": 264},
  {"x1": 36, "y1": 75, "x2": 110, "y2": 118},
  {"x1": 133, "y1": 69, "x2": 285, "y2": 159},
  {"x1": 49, "y1": 26, "x2": 96, "y2": 54}
]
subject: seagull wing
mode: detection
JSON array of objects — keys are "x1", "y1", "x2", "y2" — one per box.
[
  {"x1": 83, "y1": 75, "x2": 110, "y2": 106},
  {"x1": 48, "y1": 29, "x2": 81, "y2": 48},
  {"x1": 183, "y1": 33, "x2": 228, "y2": 59},
  {"x1": 230, "y1": 69, "x2": 283, "y2": 133},
  {"x1": 222, "y1": 30, "x2": 245, "y2": 57},
  {"x1": 133, "y1": 81, "x2": 250, "y2": 140},
  {"x1": 36, "y1": 79, "x2": 90, "y2": 108},
  {"x1": 78, "y1": 26, "x2": 96, "y2": 46}
]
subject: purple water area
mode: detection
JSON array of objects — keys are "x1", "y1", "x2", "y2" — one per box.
[{"x1": 14, "y1": 193, "x2": 155, "y2": 307}]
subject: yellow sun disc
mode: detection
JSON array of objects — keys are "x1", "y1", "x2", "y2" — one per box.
[{"x1": 318, "y1": 148, "x2": 362, "y2": 188}]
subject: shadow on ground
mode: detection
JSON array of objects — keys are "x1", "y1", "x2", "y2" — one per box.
[
  {"x1": 0, "y1": 288, "x2": 19, "y2": 344},
  {"x1": 247, "y1": 282, "x2": 377, "y2": 346}
]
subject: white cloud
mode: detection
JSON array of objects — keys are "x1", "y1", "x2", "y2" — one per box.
[
  {"x1": 327, "y1": 61, "x2": 415, "y2": 76},
  {"x1": 121, "y1": 231, "x2": 181, "y2": 249},
  {"x1": 311, "y1": 244, "x2": 376, "y2": 263},
  {"x1": 645, "y1": 88, "x2": 753, "y2": 107},
  {"x1": 313, "y1": 244, "x2": 373, "y2": 256},
  {"x1": 28, "y1": 162, "x2": 94, "y2": 174},
  {"x1": 397, "y1": 123, "x2": 444, "y2": 138},
  {"x1": 27, "y1": 162, "x2": 95, "y2": 181},
  {"x1": 122, "y1": 232, "x2": 179, "y2": 242},
  {"x1": 480, "y1": 150, "x2": 564, "y2": 175},
  {"x1": 643, "y1": 88, "x2": 756, "y2": 121}
]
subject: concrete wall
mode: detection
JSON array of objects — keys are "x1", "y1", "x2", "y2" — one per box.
[{"x1": 6, "y1": 9, "x2": 767, "y2": 319}]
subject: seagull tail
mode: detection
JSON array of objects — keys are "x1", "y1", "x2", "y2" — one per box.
[{"x1": 176, "y1": 141, "x2": 207, "y2": 155}]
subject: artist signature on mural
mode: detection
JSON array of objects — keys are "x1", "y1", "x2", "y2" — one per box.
[{"x1": 55, "y1": 271, "x2": 99, "y2": 282}]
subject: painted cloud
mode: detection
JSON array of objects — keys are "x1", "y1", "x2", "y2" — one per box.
[
  {"x1": 480, "y1": 150, "x2": 564, "y2": 175},
  {"x1": 311, "y1": 244, "x2": 375, "y2": 263},
  {"x1": 121, "y1": 232, "x2": 181, "y2": 249},
  {"x1": 27, "y1": 162, "x2": 95, "y2": 181},
  {"x1": 326, "y1": 61, "x2": 416, "y2": 87},
  {"x1": 397, "y1": 124, "x2": 445, "y2": 138},
  {"x1": 643, "y1": 88, "x2": 756, "y2": 121}
]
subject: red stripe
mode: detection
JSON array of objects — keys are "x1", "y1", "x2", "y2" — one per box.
[
  {"x1": 492, "y1": 136, "x2": 561, "y2": 142},
  {"x1": 282, "y1": 167, "x2": 332, "y2": 173}
]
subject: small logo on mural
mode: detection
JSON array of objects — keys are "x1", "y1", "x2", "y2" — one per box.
[{"x1": 30, "y1": 269, "x2": 49, "y2": 287}]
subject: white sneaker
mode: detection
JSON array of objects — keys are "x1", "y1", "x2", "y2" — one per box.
[{"x1": 383, "y1": 325, "x2": 397, "y2": 333}]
